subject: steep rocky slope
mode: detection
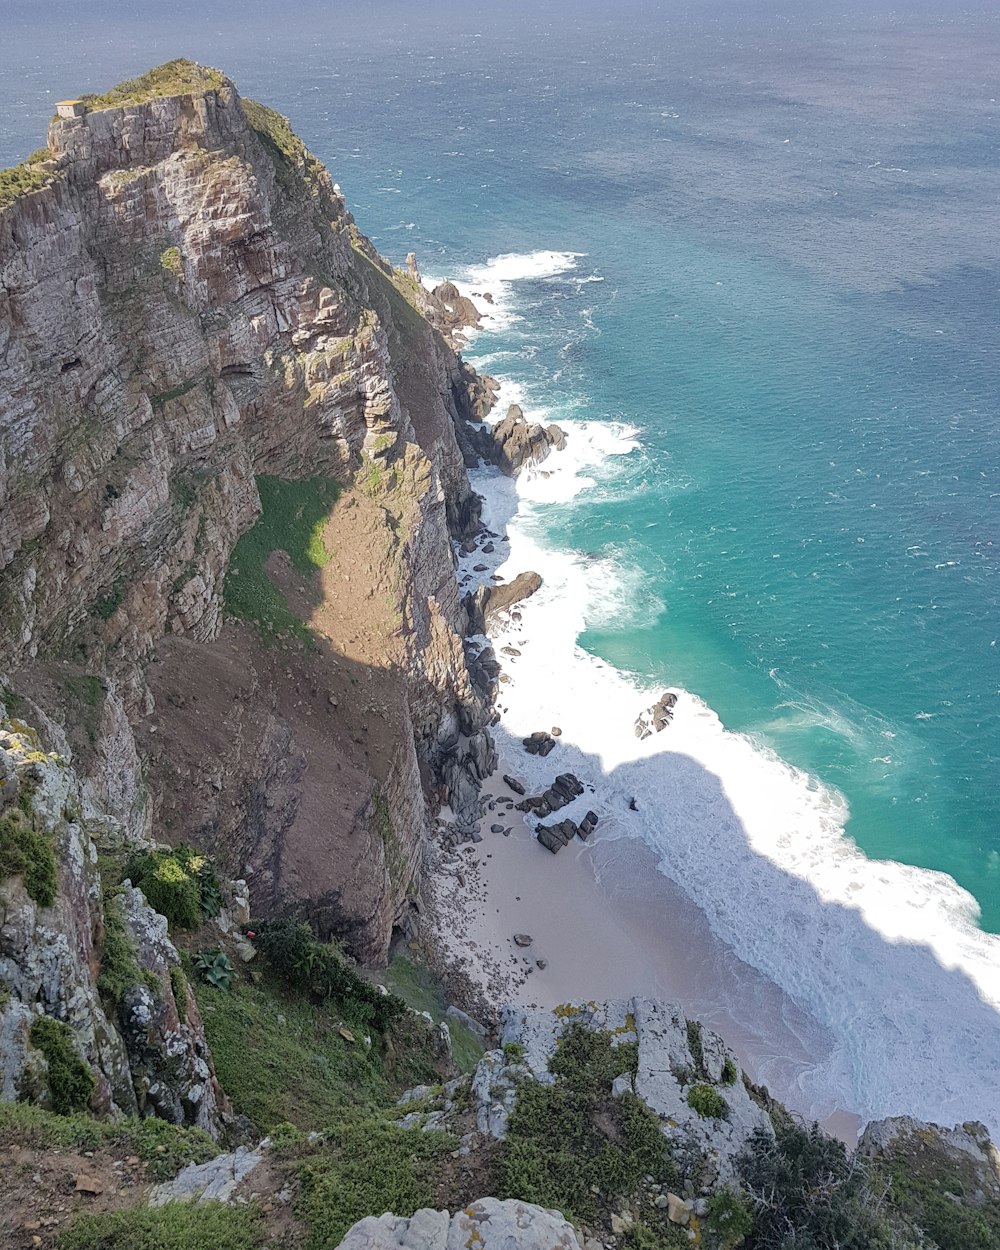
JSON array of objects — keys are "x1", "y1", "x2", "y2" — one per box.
[{"x1": 0, "y1": 61, "x2": 498, "y2": 966}]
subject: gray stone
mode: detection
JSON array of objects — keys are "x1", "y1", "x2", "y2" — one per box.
[
  {"x1": 150, "y1": 1144, "x2": 266, "y2": 1206},
  {"x1": 337, "y1": 1199, "x2": 581, "y2": 1250}
]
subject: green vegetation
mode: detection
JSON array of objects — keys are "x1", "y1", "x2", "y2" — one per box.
[
  {"x1": 502, "y1": 1041, "x2": 525, "y2": 1063},
  {"x1": 686, "y1": 1083, "x2": 728, "y2": 1120},
  {"x1": 706, "y1": 1188, "x2": 755, "y2": 1249},
  {"x1": 123, "y1": 844, "x2": 222, "y2": 929},
  {"x1": 352, "y1": 247, "x2": 429, "y2": 359},
  {"x1": 58, "y1": 1202, "x2": 264, "y2": 1250},
  {"x1": 79, "y1": 60, "x2": 226, "y2": 112},
  {"x1": 160, "y1": 245, "x2": 183, "y2": 276},
  {"x1": 98, "y1": 891, "x2": 154, "y2": 1004},
  {"x1": 0, "y1": 149, "x2": 52, "y2": 211},
  {"x1": 382, "y1": 953, "x2": 484, "y2": 1074},
  {"x1": 739, "y1": 1121, "x2": 899, "y2": 1250},
  {"x1": 297, "y1": 1116, "x2": 454, "y2": 1250},
  {"x1": 886, "y1": 1151, "x2": 1000, "y2": 1250},
  {"x1": 253, "y1": 919, "x2": 405, "y2": 1033},
  {"x1": 0, "y1": 1099, "x2": 217, "y2": 1183},
  {"x1": 29, "y1": 1017, "x2": 95, "y2": 1115},
  {"x1": 62, "y1": 673, "x2": 105, "y2": 747},
  {"x1": 193, "y1": 947, "x2": 234, "y2": 991},
  {"x1": 223, "y1": 475, "x2": 339, "y2": 642},
  {"x1": 0, "y1": 805, "x2": 57, "y2": 906},
  {"x1": 496, "y1": 1023, "x2": 675, "y2": 1225},
  {"x1": 721, "y1": 1056, "x2": 738, "y2": 1086},
  {"x1": 193, "y1": 963, "x2": 394, "y2": 1132},
  {"x1": 93, "y1": 580, "x2": 125, "y2": 621}
]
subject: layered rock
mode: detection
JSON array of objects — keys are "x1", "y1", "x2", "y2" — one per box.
[
  {"x1": 0, "y1": 708, "x2": 229, "y2": 1135},
  {"x1": 490, "y1": 404, "x2": 566, "y2": 476},
  {"x1": 337, "y1": 1199, "x2": 582, "y2": 1250},
  {"x1": 0, "y1": 61, "x2": 500, "y2": 965}
]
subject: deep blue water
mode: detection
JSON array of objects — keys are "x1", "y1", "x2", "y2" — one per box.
[{"x1": 3, "y1": 1, "x2": 1000, "y2": 927}]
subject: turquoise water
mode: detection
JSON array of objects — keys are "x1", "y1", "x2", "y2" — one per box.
[{"x1": 3, "y1": 4, "x2": 999, "y2": 923}]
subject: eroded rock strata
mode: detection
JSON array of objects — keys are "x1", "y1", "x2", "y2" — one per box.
[{"x1": 0, "y1": 63, "x2": 499, "y2": 969}]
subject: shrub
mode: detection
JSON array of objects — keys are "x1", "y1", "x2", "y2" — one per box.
[
  {"x1": 57, "y1": 1201, "x2": 264, "y2": 1250},
  {"x1": 29, "y1": 1017, "x2": 95, "y2": 1115},
  {"x1": 253, "y1": 919, "x2": 405, "y2": 1032},
  {"x1": 125, "y1": 844, "x2": 221, "y2": 929},
  {"x1": 721, "y1": 1056, "x2": 738, "y2": 1085},
  {"x1": 687, "y1": 1082, "x2": 728, "y2": 1119},
  {"x1": 0, "y1": 807, "x2": 57, "y2": 907},
  {"x1": 738, "y1": 1121, "x2": 896, "y2": 1249},
  {"x1": 502, "y1": 1041, "x2": 525, "y2": 1063},
  {"x1": 707, "y1": 1187, "x2": 755, "y2": 1248},
  {"x1": 160, "y1": 245, "x2": 182, "y2": 276}
]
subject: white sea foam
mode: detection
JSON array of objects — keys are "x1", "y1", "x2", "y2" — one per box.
[{"x1": 451, "y1": 255, "x2": 1000, "y2": 1136}]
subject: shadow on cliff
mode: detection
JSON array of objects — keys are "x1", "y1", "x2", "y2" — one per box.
[{"x1": 480, "y1": 712, "x2": 1000, "y2": 1134}]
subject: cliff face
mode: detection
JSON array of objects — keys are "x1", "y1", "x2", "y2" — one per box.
[{"x1": 0, "y1": 63, "x2": 495, "y2": 972}]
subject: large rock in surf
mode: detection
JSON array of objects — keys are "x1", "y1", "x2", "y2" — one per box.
[
  {"x1": 464, "y1": 571, "x2": 542, "y2": 635},
  {"x1": 491, "y1": 404, "x2": 567, "y2": 475},
  {"x1": 635, "y1": 691, "x2": 678, "y2": 739}
]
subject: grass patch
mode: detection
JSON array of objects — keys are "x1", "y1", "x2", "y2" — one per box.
[
  {"x1": 93, "y1": 580, "x2": 125, "y2": 621},
  {"x1": 0, "y1": 1101, "x2": 217, "y2": 1181},
  {"x1": 223, "y1": 475, "x2": 339, "y2": 642},
  {"x1": 79, "y1": 60, "x2": 226, "y2": 111},
  {"x1": 496, "y1": 1022, "x2": 676, "y2": 1225},
  {"x1": 160, "y1": 245, "x2": 182, "y2": 276},
  {"x1": 383, "y1": 953, "x2": 484, "y2": 1075},
  {"x1": 0, "y1": 806, "x2": 57, "y2": 907},
  {"x1": 297, "y1": 1115, "x2": 454, "y2": 1250},
  {"x1": 58, "y1": 1202, "x2": 264, "y2": 1250},
  {"x1": 30, "y1": 1017, "x2": 95, "y2": 1114},
  {"x1": 0, "y1": 151, "x2": 53, "y2": 210},
  {"x1": 192, "y1": 967, "x2": 391, "y2": 1133}
]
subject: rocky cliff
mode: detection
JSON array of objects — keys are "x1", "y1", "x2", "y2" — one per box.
[{"x1": 0, "y1": 61, "x2": 498, "y2": 969}]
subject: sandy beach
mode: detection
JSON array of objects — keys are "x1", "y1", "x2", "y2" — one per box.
[{"x1": 428, "y1": 738, "x2": 862, "y2": 1145}]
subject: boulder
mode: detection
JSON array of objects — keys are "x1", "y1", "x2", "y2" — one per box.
[
  {"x1": 465, "y1": 572, "x2": 543, "y2": 635},
  {"x1": 491, "y1": 405, "x2": 567, "y2": 476},
  {"x1": 536, "y1": 819, "x2": 578, "y2": 854},
  {"x1": 337, "y1": 1198, "x2": 582, "y2": 1250},
  {"x1": 502, "y1": 774, "x2": 526, "y2": 796},
  {"x1": 635, "y1": 691, "x2": 678, "y2": 740}
]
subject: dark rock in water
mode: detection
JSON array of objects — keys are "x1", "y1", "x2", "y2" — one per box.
[
  {"x1": 536, "y1": 819, "x2": 579, "y2": 854},
  {"x1": 629, "y1": 797, "x2": 638, "y2": 812},
  {"x1": 578, "y1": 811, "x2": 599, "y2": 840},
  {"x1": 482, "y1": 541, "x2": 495, "y2": 554},
  {"x1": 431, "y1": 280, "x2": 483, "y2": 334},
  {"x1": 513, "y1": 933, "x2": 533, "y2": 948},
  {"x1": 538, "y1": 738, "x2": 556, "y2": 757},
  {"x1": 473, "y1": 563, "x2": 488, "y2": 572},
  {"x1": 635, "y1": 690, "x2": 679, "y2": 739},
  {"x1": 536, "y1": 959, "x2": 547, "y2": 970},
  {"x1": 464, "y1": 570, "x2": 543, "y2": 634},
  {"x1": 551, "y1": 726, "x2": 562, "y2": 737},
  {"x1": 503, "y1": 774, "x2": 526, "y2": 795},
  {"x1": 523, "y1": 729, "x2": 556, "y2": 756},
  {"x1": 490, "y1": 404, "x2": 568, "y2": 476},
  {"x1": 501, "y1": 646, "x2": 521, "y2": 657},
  {"x1": 490, "y1": 823, "x2": 505, "y2": 834}
]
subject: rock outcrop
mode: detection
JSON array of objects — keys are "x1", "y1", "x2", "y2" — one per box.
[
  {"x1": 464, "y1": 571, "x2": 543, "y2": 636},
  {"x1": 338, "y1": 1199, "x2": 581, "y2": 1250},
  {"x1": 491, "y1": 405, "x2": 566, "y2": 476},
  {"x1": 474, "y1": 998, "x2": 771, "y2": 1183},
  {"x1": 634, "y1": 691, "x2": 678, "y2": 739},
  {"x1": 0, "y1": 709, "x2": 229, "y2": 1135}
]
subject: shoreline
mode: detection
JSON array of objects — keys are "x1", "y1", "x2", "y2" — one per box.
[{"x1": 422, "y1": 252, "x2": 1000, "y2": 1147}]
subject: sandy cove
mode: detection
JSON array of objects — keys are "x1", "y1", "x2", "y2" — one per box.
[{"x1": 427, "y1": 730, "x2": 862, "y2": 1146}]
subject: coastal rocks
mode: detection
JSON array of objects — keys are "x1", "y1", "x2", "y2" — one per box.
[
  {"x1": 502, "y1": 774, "x2": 526, "y2": 796},
  {"x1": 634, "y1": 692, "x2": 678, "y2": 740},
  {"x1": 490, "y1": 405, "x2": 567, "y2": 476},
  {"x1": 517, "y1": 772, "x2": 584, "y2": 818},
  {"x1": 475, "y1": 999, "x2": 771, "y2": 1183},
  {"x1": 336, "y1": 1198, "x2": 582, "y2": 1250},
  {"x1": 522, "y1": 730, "x2": 556, "y2": 757},
  {"x1": 464, "y1": 572, "x2": 542, "y2": 635},
  {"x1": 441, "y1": 729, "x2": 498, "y2": 840},
  {"x1": 513, "y1": 934, "x2": 533, "y2": 948},
  {"x1": 859, "y1": 1116, "x2": 1000, "y2": 1203},
  {"x1": 429, "y1": 280, "x2": 483, "y2": 337},
  {"x1": 578, "y1": 811, "x2": 599, "y2": 839},
  {"x1": 114, "y1": 884, "x2": 230, "y2": 1135},
  {"x1": 536, "y1": 820, "x2": 579, "y2": 854}
]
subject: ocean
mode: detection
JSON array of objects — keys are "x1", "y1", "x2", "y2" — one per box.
[{"x1": 3, "y1": 0, "x2": 1000, "y2": 1132}]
